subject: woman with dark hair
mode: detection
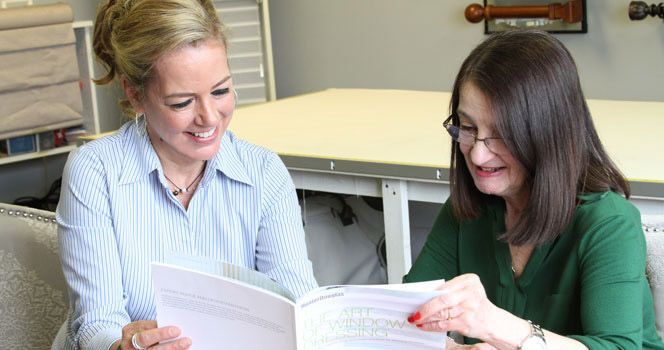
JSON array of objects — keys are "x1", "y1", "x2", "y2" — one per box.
[{"x1": 405, "y1": 30, "x2": 664, "y2": 349}]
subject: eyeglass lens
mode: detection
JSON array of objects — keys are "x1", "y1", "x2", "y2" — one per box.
[{"x1": 445, "y1": 124, "x2": 508, "y2": 154}]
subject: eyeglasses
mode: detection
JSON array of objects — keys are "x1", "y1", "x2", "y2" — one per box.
[{"x1": 443, "y1": 114, "x2": 509, "y2": 155}]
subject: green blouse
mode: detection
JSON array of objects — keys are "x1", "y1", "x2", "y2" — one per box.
[{"x1": 404, "y1": 191, "x2": 664, "y2": 349}]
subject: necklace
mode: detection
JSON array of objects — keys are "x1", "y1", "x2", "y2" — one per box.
[{"x1": 163, "y1": 167, "x2": 205, "y2": 196}]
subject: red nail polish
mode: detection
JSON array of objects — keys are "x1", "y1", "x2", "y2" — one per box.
[
  {"x1": 408, "y1": 312, "x2": 421, "y2": 323},
  {"x1": 416, "y1": 324, "x2": 423, "y2": 328}
]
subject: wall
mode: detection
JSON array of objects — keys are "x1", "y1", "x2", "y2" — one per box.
[
  {"x1": 2, "y1": 0, "x2": 662, "y2": 203},
  {"x1": 268, "y1": 0, "x2": 664, "y2": 102}
]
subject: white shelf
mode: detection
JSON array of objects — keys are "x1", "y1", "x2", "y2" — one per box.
[
  {"x1": 0, "y1": 145, "x2": 75, "y2": 166},
  {"x1": 73, "y1": 21, "x2": 100, "y2": 135}
]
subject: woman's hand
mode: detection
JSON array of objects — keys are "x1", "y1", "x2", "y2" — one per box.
[
  {"x1": 446, "y1": 336, "x2": 498, "y2": 350},
  {"x1": 408, "y1": 274, "x2": 504, "y2": 341},
  {"x1": 410, "y1": 274, "x2": 589, "y2": 350},
  {"x1": 113, "y1": 320, "x2": 191, "y2": 349}
]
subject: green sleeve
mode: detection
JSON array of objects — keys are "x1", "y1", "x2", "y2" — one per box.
[
  {"x1": 404, "y1": 199, "x2": 459, "y2": 283},
  {"x1": 567, "y1": 214, "x2": 647, "y2": 348}
]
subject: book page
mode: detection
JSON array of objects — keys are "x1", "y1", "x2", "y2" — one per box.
[
  {"x1": 297, "y1": 282, "x2": 446, "y2": 350},
  {"x1": 165, "y1": 252, "x2": 296, "y2": 300},
  {"x1": 151, "y1": 262, "x2": 298, "y2": 350},
  {"x1": 357, "y1": 279, "x2": 444, "y2": 292}
]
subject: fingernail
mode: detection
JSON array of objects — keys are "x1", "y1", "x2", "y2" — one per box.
[
  {"x1": 179, "y1": 338, "x2": 191, "y2": 347},
  {"x1": 408, "y1": 312, "x2": 421, "y2": 323},
  {"x1": 416, "y1": 324, "x2": 423, "y2": 328}
]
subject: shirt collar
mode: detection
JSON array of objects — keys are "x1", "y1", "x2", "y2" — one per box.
[
  {"x1": 118, "y1": 122, "x2": 162, "y2": 186},
  {"x1": 208, "y1": 130, "x2": 254, "y2": 187},
  {"x1": 117, "y1": 124, "x2": 253, "y2": 187}
]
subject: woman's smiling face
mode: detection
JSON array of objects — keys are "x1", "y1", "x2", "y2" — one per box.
[
  {"x1": 457, "y1": 82, "x2": 529, "y2": 205},
  {"x1": 131, "y1": 38, "x2": 234, "y2": 165}
]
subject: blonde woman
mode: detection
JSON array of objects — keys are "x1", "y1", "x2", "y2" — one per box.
[{"x1": 53, "y1": 1, "x2": 317, "y2": 349}]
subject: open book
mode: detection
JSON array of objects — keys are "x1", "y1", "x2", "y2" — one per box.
[{"x1": 151, "y1": 262, "x2": 446, "y2": 350}]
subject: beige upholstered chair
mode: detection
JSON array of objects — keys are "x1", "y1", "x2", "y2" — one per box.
[{"x1": 0, "y1": 203, "x2": 67, "y2": 349}]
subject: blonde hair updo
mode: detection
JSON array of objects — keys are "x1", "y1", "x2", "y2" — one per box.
[{"x1": 93, "y1": 0, "x2": 228, "y2": 116}]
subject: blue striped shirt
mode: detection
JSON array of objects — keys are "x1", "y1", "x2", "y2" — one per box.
[{"x1": 55, "y1": 122, "x2": 318, "y2": 350}]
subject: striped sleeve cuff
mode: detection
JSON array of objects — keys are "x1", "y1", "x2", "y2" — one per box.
[{"x1": 79, "y1": 324, "x2": 122, "y2": 350}]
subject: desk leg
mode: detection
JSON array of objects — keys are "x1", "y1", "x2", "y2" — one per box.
[{"x1": 382, "y1": 179, "x2": 412, "y2": 284}]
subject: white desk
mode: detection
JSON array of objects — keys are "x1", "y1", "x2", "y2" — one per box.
[{"x1": 231, "y1": 88, "x2": 664, "y2": 283}]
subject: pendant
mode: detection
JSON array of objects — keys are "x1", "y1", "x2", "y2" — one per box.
[{"x1": 172, "y1": 190, "x2": 180, "y2": 196}]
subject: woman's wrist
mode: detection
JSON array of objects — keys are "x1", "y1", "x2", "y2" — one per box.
[{"x1": 484, "y1": 306, "x2": 531, "y2": 350}]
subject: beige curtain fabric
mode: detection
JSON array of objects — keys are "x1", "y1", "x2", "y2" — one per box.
[
  {"x1": 0, "y1": 4, "x2": 83, "y2": 140},
  {"x1": 0, "y1": 2, "x2": 73, "y2": 30},
  {"x1": 0, "y1": 22, "x2": 75, "y2": 52},
  {"x1": 0, "y1": 45, "x2": 79, "y2": 92},
  {"x1": 0, "y1": 82, "x2": 83, "y2": 138}
]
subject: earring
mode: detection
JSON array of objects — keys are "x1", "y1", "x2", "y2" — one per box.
[
  {"x1": 233, "y1": 89, "x2": 238, "y2": 109},
  {"x1": 135, "y1": 112, "x2": 146, "y2": 136}
]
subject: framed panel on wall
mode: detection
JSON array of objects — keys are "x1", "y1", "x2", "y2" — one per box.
[{"x1": 483, "y1": 0, "x2": 587, "y2": 34}]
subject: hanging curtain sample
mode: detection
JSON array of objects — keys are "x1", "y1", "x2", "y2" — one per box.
[{"x1": 0, "y1": 3, "x2": 83, "y2": 140}]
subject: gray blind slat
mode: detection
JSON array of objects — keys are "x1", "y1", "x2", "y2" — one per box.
[{"x1": 216, "y1": 0, "x2": 269, "y2": 106}]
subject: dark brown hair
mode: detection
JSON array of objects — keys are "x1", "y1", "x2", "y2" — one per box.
[{"x1": 448, "y1": 30, "x2": 629, "y2": 245}]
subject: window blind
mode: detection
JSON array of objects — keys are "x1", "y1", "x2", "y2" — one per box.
[{"x1": 216, "y1": 0, "x2": 274, "y2": 105}]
